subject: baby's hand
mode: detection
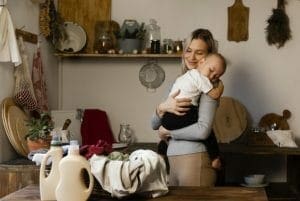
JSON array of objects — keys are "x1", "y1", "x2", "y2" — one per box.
[
  {"x1": 208, "y1": 80, "x2": 224, "y2": 99},
  {"x1": 211, "y1": 157, "x2": 222, "y2": 170}
]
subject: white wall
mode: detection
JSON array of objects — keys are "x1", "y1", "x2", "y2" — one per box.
[
  {"x1": 0, "y1": 0, "x2": 58, "y2": 162},
  {"x1": 61, "y1": 0, "x2": 300, "y2": 144}
]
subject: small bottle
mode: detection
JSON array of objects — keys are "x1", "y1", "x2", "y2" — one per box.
[
  {"x1": 40, "y1": 133, "x2": 63, "y2": 201},
  {"x1": 145, "y1": 19, "x2": 161, "y2": 53},
  {"x1": 55, "y1": 140, "x2": 94, "y2": 201}
]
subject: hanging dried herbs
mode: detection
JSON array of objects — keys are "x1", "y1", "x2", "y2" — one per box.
[
  {"x1": 39, "y1": 0, "x2": 66, "y2": 48},
  {"x1": 265, "y1": 0, "x2": 292, "y2": 48}
]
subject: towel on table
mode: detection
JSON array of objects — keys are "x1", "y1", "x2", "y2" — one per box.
[
  {"x1": 90, "y1": 149, "x2": 168, "y2": 198},
  {"x1": 81, "y1": 109, "x2": 115, "y2": 146},
  {"x1": 266, "y1": 130, "x2": 298, "y2": 148}
]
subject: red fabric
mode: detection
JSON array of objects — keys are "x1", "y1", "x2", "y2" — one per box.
[
  {"x1": 32, "y1": 48, "x2": 49, "y2": 112},
  {"x1": 80, "y1": 109, "x2": 116, "y2": 146},
  {"x1": 80, "y1": 140, "x2": 113, "y2": 159}
]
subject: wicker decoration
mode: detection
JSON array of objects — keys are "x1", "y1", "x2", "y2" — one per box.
[{"x1": 39, "y1": 0, "x2": 51, "y2": 38}]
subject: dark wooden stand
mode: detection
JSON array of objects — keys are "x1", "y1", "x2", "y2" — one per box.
[{"x1": 219, "y1": 143, "x2": 300, "y2": 201}]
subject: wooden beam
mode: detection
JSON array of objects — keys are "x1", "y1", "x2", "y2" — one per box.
[{"x1": 15, "y1": 29, "x2": 38, "y2": 44}]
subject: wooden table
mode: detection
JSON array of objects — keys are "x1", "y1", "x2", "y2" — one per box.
[{"x1": 1, "y1": 184, "x2": 268, "y2": 201}]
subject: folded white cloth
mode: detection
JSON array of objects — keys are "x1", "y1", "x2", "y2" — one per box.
[
  {"x1": 90, "y1": 149, "x2": 169, "y2": 198},
  {"x1": 32, "y1": 153, "x2": 52, "y2": 166},
  {"x1": 0, "y1": 4, "x2": 22, "y2": 66},
  {"x1": 266, "y1": 130, "x2": 298, "y2": 148}
]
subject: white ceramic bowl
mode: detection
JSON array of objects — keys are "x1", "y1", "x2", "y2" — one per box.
[{"x1": 244, "y1": 174, "x2": 265, "y2": 185}]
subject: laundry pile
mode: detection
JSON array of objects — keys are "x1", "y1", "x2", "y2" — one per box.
[{"x1": 90, "y1": 149, "x2": 168, "y2": 198}]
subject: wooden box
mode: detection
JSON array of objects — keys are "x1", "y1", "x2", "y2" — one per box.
[
  {"x1": 0, "y1": 159, "x2": 39, "y2": 197},
  {"x1": 247, "y1": 131, "x2": 275, "y2": 146}
]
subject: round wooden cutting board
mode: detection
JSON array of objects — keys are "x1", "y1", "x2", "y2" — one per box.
[
  {"x1": 213, "y1": 97, "x2": 248, "y2": 143},
  {"x1": 7, "y1": 106, "x2": 30, "y2": 156},
  {"x1": 1, "y1": 98, "x2": 29, "y2": 157}
]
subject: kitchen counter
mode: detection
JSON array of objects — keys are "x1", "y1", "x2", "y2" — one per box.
[{"x1": 1, "y1": 184, "x2": 267, "y2": 201}]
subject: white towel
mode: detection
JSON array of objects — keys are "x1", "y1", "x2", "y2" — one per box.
[
  {"x1": 90, "y1": 149, "x2": 168, "y2": 198},
  {"x1": 266, "y1": 130, "x2": 298, "y2": 148},
  {"x1": 0, "y1": 4, "x2": 22, "y2": 66}
]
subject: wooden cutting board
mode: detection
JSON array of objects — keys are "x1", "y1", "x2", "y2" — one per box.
[
  {"x1": 227, "y1": 0, "x2": 249, "y2": 42},
  {"x1": 58, "y1": 0, "x2": 111, "y2": 53},
  {"x1": 213, "y1": 97, "x2": 248, "y2": 143}
]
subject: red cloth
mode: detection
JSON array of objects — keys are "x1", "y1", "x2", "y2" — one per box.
[
  {"x1": 32, "y1": 48, "x2": 49, "y2": 112},
  {"x1": 81, "y1": 109, "x2": 115, "y2": 146},
  {"x1": 80, "y1": 140, "x2": 113, "y2": 159}
]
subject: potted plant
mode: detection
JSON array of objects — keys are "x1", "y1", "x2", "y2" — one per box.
[
  {"x1": 117, "y1": 19, "x2": 146, "y2": 53},
  {"x1": 25, "y1": 112, "x2": 54, "y2": 151}
]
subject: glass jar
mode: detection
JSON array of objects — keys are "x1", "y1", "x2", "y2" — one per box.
[
  {"x1": 162, "y1": 39, "x2": 173, "y2": 54},
  {"x1": 145, "y1": 19, "x2": 161, "y2": 53},
  {"x1": 118, "y1": 124, "x2": 133, "y2": 144},
  {"x1": 173, "y1": 40, "x2": 183, "y2": 53},
  {"x1": 96, "y1": 31, "x2": 113, "y2": 53}
]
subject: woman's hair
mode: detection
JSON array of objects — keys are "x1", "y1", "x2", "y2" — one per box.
[{"x1": 182, "y1": 28, "x2": 218, "y2": 73}]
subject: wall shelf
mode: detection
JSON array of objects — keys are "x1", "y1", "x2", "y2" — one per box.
[{"x1": 54, "y1": 53, "x2": 182, "y2": 58}]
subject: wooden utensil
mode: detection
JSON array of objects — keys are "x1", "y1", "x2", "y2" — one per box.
[
  {"x1": 259, "y1": 109, "x2": 291, "y2": 131},
  {"x1": 213, "y1": 97, "x2": 248, "y2": 143},
  {"x1": 228, "y1": 0, "x2": 249, "y2": 42}
]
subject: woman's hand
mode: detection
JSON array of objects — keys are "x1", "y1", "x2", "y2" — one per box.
[
  {"x1": 156, "y1": 89, "x2": 192, "y2": 117},
  {"x1": 158, "y1": 125, "x2": 171, "y2": 141}
]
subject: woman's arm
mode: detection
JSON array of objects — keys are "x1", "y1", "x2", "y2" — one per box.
[
  {"x1": 151, "y1": 89, "x2": 192, "y2": 130},
  {"x1": 170, "y1": 93, "x2": 218, "y2": 141}
]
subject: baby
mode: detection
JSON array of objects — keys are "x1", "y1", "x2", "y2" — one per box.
[{"x1": 161, "y1": 53, "x2": 227, "y2": 169}]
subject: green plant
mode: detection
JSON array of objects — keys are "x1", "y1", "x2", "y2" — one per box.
[
  {"x1": 117, "y1": 22, "x2": 146, "y2": 40},
  {"x1": 25, "y1": 113, "x2": 54, "y2": 141}
]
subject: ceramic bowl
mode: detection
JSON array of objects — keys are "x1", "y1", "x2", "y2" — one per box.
[{"x1": 244, "y1": 174, "x2": 265, "y2": 185}]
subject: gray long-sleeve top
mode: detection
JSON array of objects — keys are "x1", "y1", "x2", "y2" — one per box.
[{"x1": 151, "y1": 93, "x2": 218, "y2": 156}]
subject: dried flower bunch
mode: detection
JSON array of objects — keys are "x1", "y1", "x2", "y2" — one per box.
[{"x1": 266, "y1": 0, "x2": 292, "y2": 48}]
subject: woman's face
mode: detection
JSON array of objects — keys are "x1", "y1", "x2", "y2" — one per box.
[{"x1": 183, "y1": 39, "x2": 209, "y2": 70}]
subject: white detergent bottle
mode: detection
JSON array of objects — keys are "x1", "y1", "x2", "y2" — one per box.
[
  {"x1": 40, "y1": 133, "x2": 63, "y2": 200},
  {"x1": 55, "y1": 140, "x2": 94, "y2": 201}
]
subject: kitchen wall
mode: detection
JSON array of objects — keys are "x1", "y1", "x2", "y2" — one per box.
[
  {"x1": 60, "y1": 0, "x2": 299, "y2": 182},
  {"x1": 0, "y1": 0, "x2": 299, "y2": 182},
  {"x1": 0, "y1": 0, "x2": 58, "y2": 162},
  {"x1": 62, "y1": 0, "x2": 300, "y2": 142}
]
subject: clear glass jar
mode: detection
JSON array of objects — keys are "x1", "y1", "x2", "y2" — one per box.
[
  {"x1": 118, "y1": 124, "x2": 133, "y2": 144},
  {"x1": 145, "y1": 19, "x2": 161, "y2": 52},
  {"x1": 162, "y1": 39, "x2": 174, "y2": 54}
]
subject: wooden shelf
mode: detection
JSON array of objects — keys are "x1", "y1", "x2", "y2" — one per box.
[
  {"x1": 219, "y1": 143, "x2": 300, "y2": 155},
  {"x1": 54, "y1": 53, "x2": 182, "y2": 58}
]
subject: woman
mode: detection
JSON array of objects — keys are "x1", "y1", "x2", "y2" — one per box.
[{"x1": 151, "y1": 29, "x2": 224, "y2": 187}]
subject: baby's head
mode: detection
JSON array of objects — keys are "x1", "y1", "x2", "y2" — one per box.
[{"x1": 197, "y1": 53, "x2": 226, "y2": 82}]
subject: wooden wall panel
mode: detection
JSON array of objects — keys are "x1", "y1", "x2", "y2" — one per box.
[
  {"x1": 58, "y1": 0, "x2": 111, "y2": 53},
  {"x1": 0, "y1": 164, "x2": 39, "y2": 197}
]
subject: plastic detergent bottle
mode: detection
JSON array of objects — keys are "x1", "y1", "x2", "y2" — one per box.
[
  {"x1": 40, "y1": 133, "x2": 63, "y2": 201},
  {"x1": 55, "y1": 140, "x2": 94, "y2": 201}
]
